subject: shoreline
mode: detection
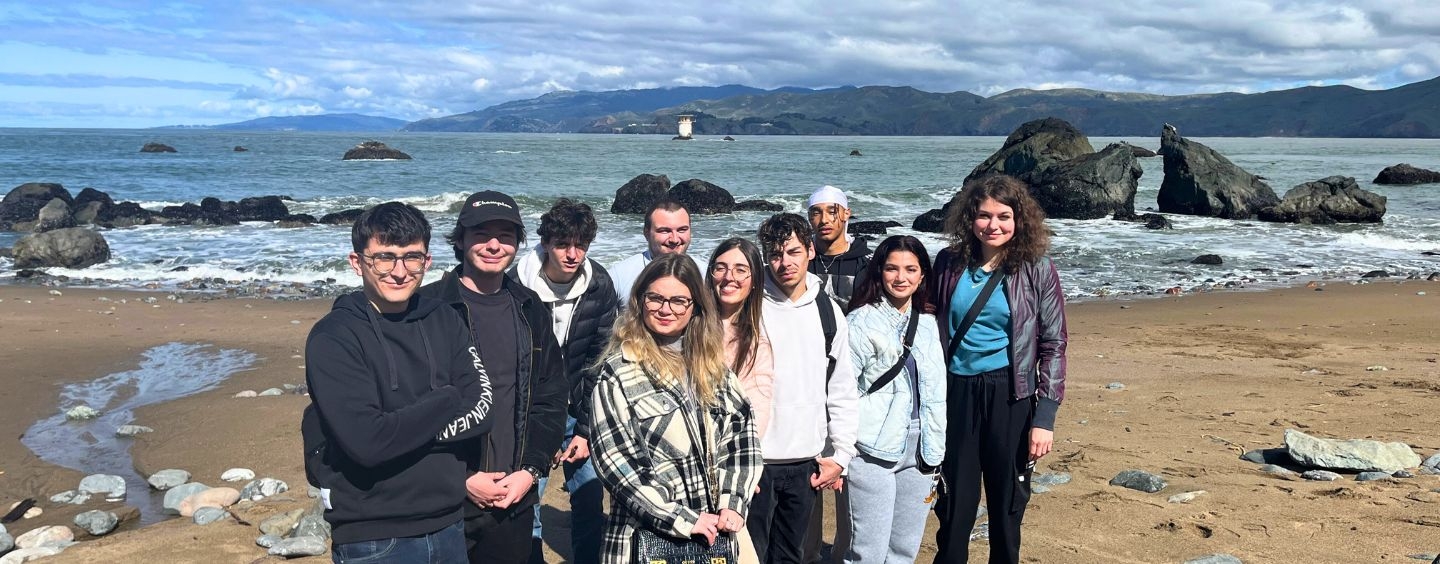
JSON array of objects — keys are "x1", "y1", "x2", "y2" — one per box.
[{"x1": 2, "y1": 279, "x2": 1438, "y2": 561}]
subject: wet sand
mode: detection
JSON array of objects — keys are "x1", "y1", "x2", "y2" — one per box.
[{"x1": 2, "y1": 278, "x2": 1438, "y2": 562}]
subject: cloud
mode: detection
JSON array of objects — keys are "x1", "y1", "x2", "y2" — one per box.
[{"x1": 0, "y1": 0, "x2": 1437, "y2": 127}]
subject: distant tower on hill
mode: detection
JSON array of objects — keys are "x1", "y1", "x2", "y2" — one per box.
[{"x1": 674, "y1": 115, "x2": 694, "y2": 140}]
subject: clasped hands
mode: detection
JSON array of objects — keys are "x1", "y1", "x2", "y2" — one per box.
[
  {"x1": 465, "y1": 470, "x2": 534, "y2": 510},
  {"x1": 690, "y1": 508, "x2": 745, "y2": 545}
]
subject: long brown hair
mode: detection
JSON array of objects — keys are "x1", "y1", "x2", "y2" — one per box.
[
  {"x1": 600, "y1": 253, "x2": 729, "y2": 406},
  {"x1": 705, "y1": 237, "x2": 764, "y2": 375},
  {"x1": 848, "y1": 235, "x2": 935, "y2": 315},
  {"x1": 944, "y1": 174, "x2": 1050, "y2": 274}
]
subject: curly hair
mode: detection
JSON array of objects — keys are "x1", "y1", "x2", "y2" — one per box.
[
  {"x1": 757, "y1": 212, "x2": 813, "y2": 260},
  {"x1": 847, "y1": 235, "x2": 935, "y2": 315},
  {"x1": 537, "y1": 198, "x2": 597, "y2": 247},
  {"x1": 943, "y1": 174, "x2": 1050, "y2": 274}
]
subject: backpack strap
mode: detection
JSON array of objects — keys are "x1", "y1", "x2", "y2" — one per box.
[
  {"x1": 816, "y1": 288, "x2": 838, "y2": 383},
  {"x1": 865, "y1": 307, "x2": 921, "y2": 395}
]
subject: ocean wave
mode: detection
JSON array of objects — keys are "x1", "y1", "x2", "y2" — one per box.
[
  {"x1": 493, "y1": 150, "x2": 525, "y2": 154},
  {"x1": 1334, "y1": 231, "x2": 1440, "y2": 252}
]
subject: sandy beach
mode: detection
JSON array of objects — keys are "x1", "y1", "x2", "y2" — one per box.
[{"x1": 1, "y1": 278, "x2": 1437, "y2": 563}]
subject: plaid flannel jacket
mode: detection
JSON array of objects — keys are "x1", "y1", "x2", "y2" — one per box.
[{"x1": 590, "y1": 351, "x2": 763, "y2": 564}]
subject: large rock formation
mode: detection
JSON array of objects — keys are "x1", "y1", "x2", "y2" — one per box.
[
  {"x1": 12, "y1": 228, "x2": 111, "y2": 268},
  {"x1": 1028, "y1": 143, "x2": 1142, "y2": 219},
  {"x1": 72, "y1": 188, "x2": 115, "y2": 225},
  {"x1": 34, "y1": 198, "x2": 76, "y2": 232},
  {"x1": 913, "y1": 195, "x2": 960, "y2": 233},
  {"x1": 1373, "y1": 163, "x2": 1440, "y2": 185},
  {"x1": 964, "y1": 118, "x2": 1095, "y2": 184},
  {"x1": 0, "y1": 183, "x2": 74, "y2": 231},
  {"x1": 611, "y1": 174, "x2": 672, "y2": 214},
  {"x1": 140, "y1": 142, "x2": 177, "y2": 153},
  {"x1": 235, "y1": 196, "x2": 290, "y2": 222},
  {"x1": 96, "y1": 202, "x2": 157, "y2": 228},
  {"x1": 319, "y1": 208, "x2": 367, "y2": 225},
  {"x1": 668, "y1": 178, "x2": 735, "y2": 214},
  {"x1": 1258, "y1": 176, "x2": 1386, "y2": 224},
  {"x1": 1157, "y1": 124, "x2": 1279, "y2": 219},
  {"x1": 342, "y1": 141, "x2": 411, "y2": 160}
]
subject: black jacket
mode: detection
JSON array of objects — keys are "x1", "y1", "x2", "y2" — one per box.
[
  {"x1": 809, "y1": 237, "x2": 872, "y2": 310},
  {"x1": 301, "y1": 292, "x2": 495, "y2": 544},
  {"x1": 419, "y1": 267, "x2": 568, "y2": 509}
]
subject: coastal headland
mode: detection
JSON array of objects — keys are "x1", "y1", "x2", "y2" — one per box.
[{"x1": 2, "y1": 277, "x2": 1437, "y2": 562}]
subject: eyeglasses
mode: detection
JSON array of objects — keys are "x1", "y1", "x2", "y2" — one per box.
[
  {"x1": 710, "y1": 264, "x2": 752, "y2": 282},
  {"x1": 642, "y1": 292, "x2": 694, "y2": 314},
  {"x1": 362, "y1": 252, "x2": 429, "y2": 274}
]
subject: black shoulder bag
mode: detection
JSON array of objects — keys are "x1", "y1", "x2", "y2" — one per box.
[
  {"x1": 944, "y1": 270, "x2": 1005, "y2": 364},
  {"x1": 864, "y1": 308, "x2": 921, "y2": 395},
  {"x1": 635, "y1": 401, "x2": 738, "y2": 563}
]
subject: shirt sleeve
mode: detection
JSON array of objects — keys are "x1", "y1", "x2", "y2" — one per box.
[
  {"x1": 714, "y1": 374, "x2": 763, "y2": 517},
  {"x1": 436, "y1": 310, "x2": 496, "y2": 443},
  {"x1": 824, "y1": 301, "x2": 860, "y2": 469}
]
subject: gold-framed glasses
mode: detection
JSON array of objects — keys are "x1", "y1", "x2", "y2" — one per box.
[
  {"x1": 362, "y1": 252, "x2": 429, "y2": 274},
  {"x1": 643, "y1": 292, "x2": 693, "y2": 314}
]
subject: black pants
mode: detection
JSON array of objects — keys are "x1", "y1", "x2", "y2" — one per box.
[
  {"x1": 747, "y1": 460, "x2": 819, "y2": 564},
  {"x1": 465, "y1": 503, "x2": 534, "y2": 564},
  {"x1": 934, "y1": 369, "x2": 1034, "y2": 564},
  {"x1": 800, "y1": 488, "x2": 824, "y2": 563}
]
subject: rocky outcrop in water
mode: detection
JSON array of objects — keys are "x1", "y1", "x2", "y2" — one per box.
[
  {"x1": 318, "y1": 208, "x2": 366, "y2": 225},
  {"x1": 72, "y1": 188, "x2": 115, "y2": 225},
  {"x1": 1027, "y1": 143, "x2": 1142, "y2": 219},
  {"x1": 611, "y1": 174, "x2": 671, "y2": 214},
  {"x1": 12, "y1": 228, "x2": 111, "y2": 268},
  {"x1": 341, "y1": 140, "x2": 411, "y2": 160},
  {"x1": 1157, "y1": 123, "x2": 1280, "y2": 219},
  {"x1": 668, "y1": 178, "x2": 734, "y2": 214},
  {"x1": 34, "y1": 199, "x2": 76, "y2": 232},
  {"x1": 1258, "y1": 176, "x2": 1386, "y2": 224},
  {"x1": 1373, "y1": 163, "x2": 1440, "y2": 185},
  {"x1": 965, "y1": 118, "x2": 1094, "y2": 184},
  {"x1": 140, "y1": 142, "x2": 177, "y2": 153},
  {"x1": 734, "y1": 199, "x2": 783, "y2": 212},
  {"x1": 95, "y1": 202, "x2": 157, "y2": 228},
  {"x1": 0, "y1": 183, "x2": 74, "y2": 231}
]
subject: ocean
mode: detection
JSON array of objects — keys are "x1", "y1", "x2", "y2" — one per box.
[{"x1": 1, "y1": 129, "x2": 1437, "y2": 300}]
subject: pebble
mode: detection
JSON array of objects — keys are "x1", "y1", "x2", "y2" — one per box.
[
  {"x1": 255, "y1": 534, "x2": 283, "y2": 548},
  {"x1": 162, "y1": 483, "x2": 210, "y2": 515},
  {"x1": 1259, "y1": 464, "x2": 1298, "y2": 477},
  {"x1": 294, "y1": 514, "x2": 331, "y2": 540},
  {"x1": 1104, "y1": 382, "x2": 1125, "y2": 390},
  {"x1": 147, "y1": 469, "x2": 191, "y2": 490},
  {"x1": 257, "y1": 388, "x2": 284, "y2": 397},
  {"x1": 64, "y1": 405, "x2": 100, "y2": 421},
  {"x1": 114, "y1": 425, "x2": 154, "y2": 437},
  {"x1": 259, "y1": 508, "x2": 306, "y2": 537},
  {"x1": 192, "y1": 507, "x2": 229, "y2": 526},
  {"x1": 14, "y1": 525, "x2": 73, "y2": 549},
  {"x1": 1302, "y1": 470, "x2": 1342, "y2": 481},
  {"x1": 1423, "y1": 453, "x2": 1440, "y2": 472},
  {"x1": 233, "y1": 390, "x2": 258, "y2": 398},
  {"x1": 78, "y1": 474, "x2": 127, "y2": 501},
  {"x1": 1033, "y1": 472, "x2": 1072, "y2": 487},
  {"x1": 0, "y1": 546, "x2": 65, "y2": 563},
  {"x1": 1168, "y1": 490, "x2": 1207, "y2": 504},
  {"x1": 48, "y1": 290, "x2": 61, "y2": 296},
  {"x1": 1109, "y1": 469, "x2": 1167, "y2": 493},
  {"x1": 1407, "y1": 554, "x2": 1438, "y2": 561},
  {"x1": 220, "y1": 468, "x2": 255, "y2": 482},
  {"x1": 268, "y1": 535, "x2": 328, "y2": 557},
  {"x1": 241, "y1": 477, "x2": 290, "y2": 501},
  {"x1": 73, "y1": 510, "x2": 119, "y2": 536},
  {"x1": 1356, "y1": 471, "x2": 1391, "y2": 481},
  {"x1": 1365, "y1": 365, "x2": 1389, "y2": 371},
  {"x1": 1185, "y1": 555, "x2": 1242, "y2": 564},
  {"x1": 48, "y1": 490, "x2": 91, "y2": 505},
  {"x1": 1394, "y1": 470, "x2": 1415, "y2": 479}
]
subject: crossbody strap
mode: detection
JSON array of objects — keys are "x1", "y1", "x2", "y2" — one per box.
[
  {"x1": 864, "y1": 307, "x2": 921, "y2": 395},
  {"x1": 944, "y1": 269, "x2": 1004, "y2": 366}
]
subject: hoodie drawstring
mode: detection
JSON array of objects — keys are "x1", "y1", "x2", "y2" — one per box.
[
  {"x1": 418, "y1": 321, "x2": 438, "y2": 390},
  {"x1": 365, "y1": 306, "x2": 402, "y2": 391}
]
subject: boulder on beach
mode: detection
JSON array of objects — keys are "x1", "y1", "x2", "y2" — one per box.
[
  {"x1": 668, "y1": 178, "x2": 734, "y2": 214},
  {"x1": 1373, "y1": 163, "x2": 1440, "y2": 185},
  {"x1": 95, "y1": 201, "x2": 156, "y2": 228},
  {"x1": 1258, "y1": 176, "x2": 1386, "y2": 224},
  {"x1": 965, "y1": 117, "x2": 1095, "y2": 184},
  {"x1": 140, "y1": 142, "x2": 177, "y2": 153},
  {"x1": 12, "y1": 228, "x2": 111, "y2": 269},
  {"x1": 1283, "y1": 428, "x2": 1421, "y2": 473},
  {"x1": 34, "y1": 199, "x2": 76, "y2": 232},
  {"x1": 342, "y1": 140, "x2": 411, "y2": 160},
  {"x1": 0, "y1": 182, "x2": 74, "y2": 231},
  {"x1": 1027, "y1": 142, "x2": 1143, "y2": 219},
  {"x1": 1157, "y1": 123, "x2": 1280, "y2": 219},
  {"x1": 611, "y1": 174, "x2": 671, "y2": 215}
]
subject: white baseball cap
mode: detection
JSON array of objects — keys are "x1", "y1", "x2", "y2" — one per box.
[{"x1": 807, "y1": 185, "x2": 849, "y2": 209}]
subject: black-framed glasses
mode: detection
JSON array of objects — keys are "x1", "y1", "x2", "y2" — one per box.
[
  {"x1": 642, "y1": 292, "x2": 693, "y2": 314},
  {"x1": 710, "y1": 264, "x2": 752, "y2": 282},
  {"x1": 362, "y1": 252, "x2": 429, "y2": 274}
]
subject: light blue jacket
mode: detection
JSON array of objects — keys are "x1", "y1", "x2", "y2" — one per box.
[{"x1": 846, "y1": 301, "x2": 947, "y2": 466}]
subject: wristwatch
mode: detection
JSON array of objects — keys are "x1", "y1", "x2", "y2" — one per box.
[{"x1": 519, "y1": 464, "x2": 544, "y2": 485}]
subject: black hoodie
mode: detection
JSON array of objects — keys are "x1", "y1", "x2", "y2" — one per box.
[
  {"x1": 809, "y1": 236, "x2": 873, "y2": 310},
  {"x1": 301, "y1": 291, "x2": 495, "y2": 544}
]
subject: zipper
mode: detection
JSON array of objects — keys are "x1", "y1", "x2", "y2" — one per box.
[{"x1": 515, "y1": 301, "x2": 536, "y2": 472}]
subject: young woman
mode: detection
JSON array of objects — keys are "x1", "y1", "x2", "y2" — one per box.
[
  {"x1": 928, "y1": 174, "x2": 1068, "y2": 564},
  {"x1": 588, "y1": 253, "x2": 763, "y2": 564},
  {"x1": 706, "y1": 237, "x2": 775, "y2": 439},
  {"x1": 839, "y1": 235, "x2": 947, "y2": 564}
]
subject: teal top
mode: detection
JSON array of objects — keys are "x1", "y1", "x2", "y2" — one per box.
[{"x1": 948, "y1": 267, "x2": 1010, "y2": 375}]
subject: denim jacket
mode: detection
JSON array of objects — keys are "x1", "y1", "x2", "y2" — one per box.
[{"x1": 846, "y1": 301, "x2": 947, "y2": 467}]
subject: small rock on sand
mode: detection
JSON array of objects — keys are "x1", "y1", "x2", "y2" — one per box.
[
  {"x1": 1109, "y1": 469, "x2": 1167, "y2": 493},
  {"x1": 64, "y1": 406, "x2": 100, "y2": 420},
  {"x1": 0, "y1": 546, "x2": 65, "y2": 563},
  {"x1": 220, "y1": 468, "x2": 255, "y2": 482},
  {"x1": 192, "y1": 507, "x2": 228, "y2": 526},
  {"x1": 268, "y1": 535, "x2": 328, "y2": 557},
  {"x1": 233, "y1": 390, "x2": 257, "y2": 398},
  {"x1": 162, "y1": 483, "x2": 209, "y2": 515},
  {"x1": 147, "y1": 469, "x2": 190, "y2": 490},
  {"x1": 114, "y1": 425, "x2": 153, "y2": 437},
  {"x1": 73, "y1": 510, "x2": 118, "y2": 536},
  {"x1": 1302, "y1": 470, "x2": 1342, "y2": 481},
  {"x1": 1185, "y1": 555, "x2": 1243, "y2": 564},
  {"x1": 259, "y1": 508, "x2": 306, "y2": 537},
  {"x1": 1167, "y1": 490, "x2": 1207, "y2": 504},
  {"x1": 14, "y1": 524, "x2": 73, "y2": 549}
]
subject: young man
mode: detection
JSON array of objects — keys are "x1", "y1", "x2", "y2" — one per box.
[
  {"x1": 508, "y1": 198, "x2": 617, "y2": 564},
  {"x1": 302, "y1": 202, "x2": 496, "y2": 562},
  {"x1": 420, "y1": 190, "x2": 569, "y2": 564},
  {"x1": 806, "y1": 185, "x2": 871, "y2": 312},
  {"x1": 607, "y1": 198, "x2": 696, "y2": 305},
  {"x1": 749, "y1": 212, "x2": 859, "y2": 564}
]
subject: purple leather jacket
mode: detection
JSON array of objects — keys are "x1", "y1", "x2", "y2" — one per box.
[{"x1": 929, "y1": 248, "x2": 1068, "y2": 430}]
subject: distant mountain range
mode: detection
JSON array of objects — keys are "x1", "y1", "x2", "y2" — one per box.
[
  {"x1": 403, "y1": 77, "x2": 1440, "y2": 137},
  {"x1": 156, "y1": 113, "x2": 407, "y2": 131}
]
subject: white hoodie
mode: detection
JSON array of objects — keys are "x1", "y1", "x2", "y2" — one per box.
[
  {"x1": 760, "y1": 271, "x2": 859, "y2": 468},
  {"x1": 512, "y1": 245, "x2": 591, "y2": 345}
]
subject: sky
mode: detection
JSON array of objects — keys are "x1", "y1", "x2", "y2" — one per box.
[{"x1": 2, "y1": 1, "x2": 1438, "y2": 128}]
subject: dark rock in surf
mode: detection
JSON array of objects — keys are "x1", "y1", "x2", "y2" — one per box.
[
  {"x1": 12, "y1": 227, "x2": 111, "y2": 268},
  {"x1": 668, "y1": 178, "x2": 735, "y2": 214},
  {"x1": 342, "y1": 141, "x2": 411, "y2": 160},
  {"x1": 611, "y1": 174, "x2": 672, "y2": 215},
  {"x1": 1258, "y1": 176, "x2": 1386, "y2": 224},
  {"x1": 1157, "y1": 123, "x2": 1279, "y2": 219},
  {"x1": 1373, "y1": 163, "x2": 1440, "y2": 185},
  {"x1": 141, "y1": 142, "x2": 177, "y2": 153}
]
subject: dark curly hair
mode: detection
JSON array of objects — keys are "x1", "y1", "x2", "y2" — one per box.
[
  {"x1": 847, "y1": 235, "x2": 934, "y2": 315},
  {"x1": 944, "y1": 174, "x2": 1050, "y2": 274},
  {"x1": 757, "y1": 212, "x2": 813, "y2": 260},
  {"x1": 537, "y1": 198, "x2": 597, "y2": 247}
]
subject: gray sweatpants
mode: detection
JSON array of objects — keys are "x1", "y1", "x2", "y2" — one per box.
[{"x1": 840, "y1": 421, "x2": 935, "y2": 563}]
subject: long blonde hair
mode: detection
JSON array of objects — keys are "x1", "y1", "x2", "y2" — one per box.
[{"x1": 601, "y1": 253, "x2": 729, "y2": 406}]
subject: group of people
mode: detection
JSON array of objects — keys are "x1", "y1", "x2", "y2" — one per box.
[{"x1": 302, "y1": 173, "x2": 1069, "y2": 564}]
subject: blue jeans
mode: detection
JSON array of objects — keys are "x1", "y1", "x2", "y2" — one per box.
[
  {"x1": 532, "y1": 416, "x2": 605, "y2": 564},
  {"x1": 332, "y1": 519, "x2": 466, "y2": 563}
]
